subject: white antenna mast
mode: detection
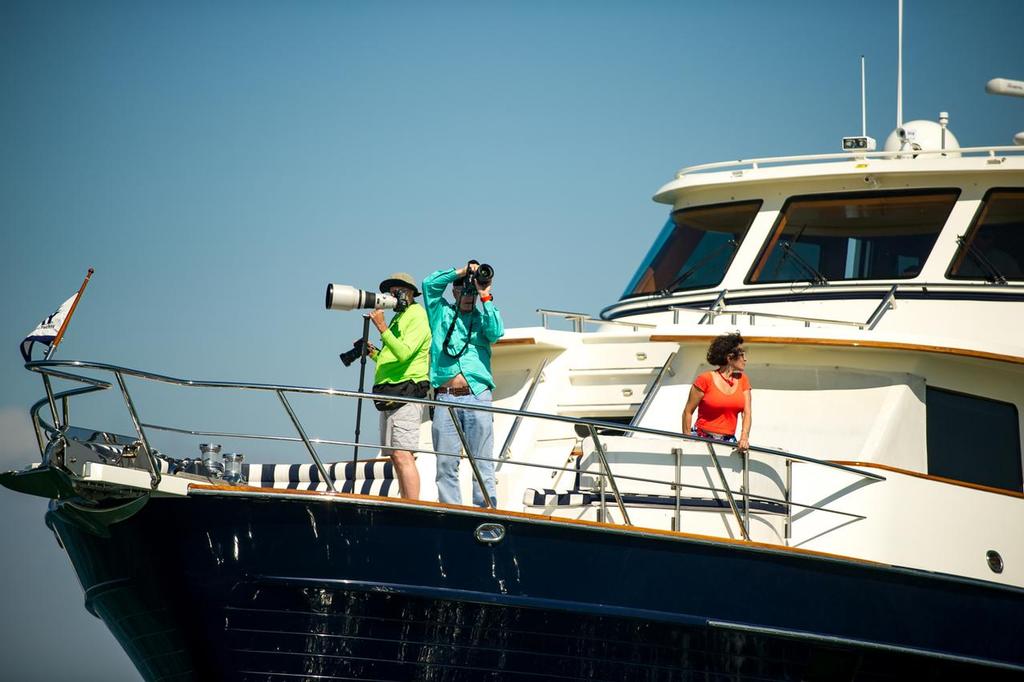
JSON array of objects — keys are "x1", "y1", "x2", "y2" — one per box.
[
  {"x1": 841, "y1": 54, "x2": 876, "y2": 152},
  {"x1": 861, "y1": 55, "x2": 867, "y2": 136},
  {"x1": 896, "y1": 0, "x2": 903, "y2": 129}
]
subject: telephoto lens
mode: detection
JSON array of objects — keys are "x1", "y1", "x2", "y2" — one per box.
[
  {"x1": 325, "y1": 283, "x2": 398, "y2": 311},
  {"x1": 476, "y1": 263, "x2": 494, "y2": 284}
]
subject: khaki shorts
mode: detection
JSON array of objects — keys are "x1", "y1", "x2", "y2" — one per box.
[{"x1": 379, "y1": 402, "x2": 424, "y2": 453}]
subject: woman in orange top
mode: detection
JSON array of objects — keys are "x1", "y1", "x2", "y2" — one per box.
[{"x1": 681, "y1": 333, "x2": 752, "y2": 452}]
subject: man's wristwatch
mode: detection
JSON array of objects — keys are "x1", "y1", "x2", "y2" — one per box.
[{"x1": 480, "y1": 294, "x2": 493, "y2": 303}]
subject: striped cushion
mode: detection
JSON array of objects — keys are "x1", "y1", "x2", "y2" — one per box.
[
  {"x1": 241, "y1": 460, "x2": 395, "y2": 487},
  {"x1": 613, "y1": 493, "x2": 787, "y2": 514},
  {"x1": 522, "y1": 488, "x2": 594, "y2": 507},
  {"x1": 150, "y1": 454, "x2": 400, "y2": 496},
  {"x1": 522, "y1": 488, "x2": 786, "y2": 514},
  {"x1": 260, "y1": 478, "x2": 396, "y2": 495}
]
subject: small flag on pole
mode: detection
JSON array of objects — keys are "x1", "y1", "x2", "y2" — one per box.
[
  {"x1": 20, "y1": 268, "x2": 95, "y2": 363},
  {"x1": 20, "y1": 294, "x2": 80, "y2": 362}
]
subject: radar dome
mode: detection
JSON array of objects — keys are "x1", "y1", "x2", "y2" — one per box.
[{"x1": 883, "y1": 119, "x2": 961, "y2": 156}]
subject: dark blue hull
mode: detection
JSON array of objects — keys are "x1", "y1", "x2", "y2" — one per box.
[{"x1": 47, "y1": 492, "x2": 1024, "y2": 681}]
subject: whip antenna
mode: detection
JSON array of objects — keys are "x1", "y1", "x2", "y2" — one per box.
[
  {"x1": 861, "y1": 55, "x2": 868, "y2": 137},
  {"x1": 896, "y1": 0, "x2": 903, "y2": 129}
]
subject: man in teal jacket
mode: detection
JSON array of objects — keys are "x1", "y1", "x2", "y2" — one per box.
[
  {"x1": 365, "y1": 272, "x2": 431, "y2": 499},
  {"x1": 422, "y1": 262, "x2": 504, "y2": 506}
]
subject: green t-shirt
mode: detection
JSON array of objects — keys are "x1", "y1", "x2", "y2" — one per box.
[{"x1": 371, "y1": 302, "x2": 431, "y2": 385}]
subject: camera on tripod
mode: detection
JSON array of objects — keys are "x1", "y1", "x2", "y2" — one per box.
[
  {"x1": 461, "y1": 262, "x2": 494, "y2": 291},
  {"x1": 325, "y1": 284, "x2": 410, "y2": 312}
]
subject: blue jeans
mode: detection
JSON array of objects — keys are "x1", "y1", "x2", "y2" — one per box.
[{"x1": 432, "y1": 389, "x2": 496, "y2": 507}]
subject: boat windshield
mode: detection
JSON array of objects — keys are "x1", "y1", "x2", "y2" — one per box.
[
  {"x1": 622, "y1": 201, "x2": 761, "y2": 298},
  {"x1": 948, "y1": 189, "x2": 1024, "y2": 282},
  {"x1": 749, "y1": 190, "x2": 959, "y2": 284}
]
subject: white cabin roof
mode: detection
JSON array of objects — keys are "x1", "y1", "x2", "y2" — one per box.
[{"x1": 653, "y1": 146, "x2": 1024, "y2": 206}]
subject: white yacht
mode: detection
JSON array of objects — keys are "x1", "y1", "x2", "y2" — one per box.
[{"x1": 4, "y1": 107, "x2": 1023, "y2": 682}]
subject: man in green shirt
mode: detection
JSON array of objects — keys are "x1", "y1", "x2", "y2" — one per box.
[
  {"x1": 364, "y1": 272, "x2": 431, "y2": 499},
  {"x1": 422, "y1": 262, "x2": 504, "y2": 506}
]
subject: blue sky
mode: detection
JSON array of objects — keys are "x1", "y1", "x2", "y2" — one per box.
[{"x1": 1, "y1": 1, "x2": 1022, "y2": 678}]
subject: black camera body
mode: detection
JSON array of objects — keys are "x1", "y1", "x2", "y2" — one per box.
[
  {"x1": 463, "y1": 262, "x2": 494, "y2": 290},
  {"x1": 339, "y1": 339, "x2": 367, "y2": 367}
]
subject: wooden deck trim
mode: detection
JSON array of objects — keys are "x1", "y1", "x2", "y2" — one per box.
[
  {"x1": 829, "y1": 461, "x2": 1024, "y2": 499},
  {"x1": 495, "y1": 338, "x2": 537, "y2": 346},
  {"x1": 649, "y1": 335, "x2": 1024, "y2": 366},
  {"x1": 188, "y1": 483, "x2": 883, "y2": 567}
]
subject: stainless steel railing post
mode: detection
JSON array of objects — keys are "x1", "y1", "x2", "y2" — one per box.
[
  {"x1": 742, "y1": 448, "x2": 750, "y2": 533},
  {"x1": 113, "y1": 371, "x2": 161, "y2": 486},
  {"x1": 448, "y1": 406, "x2": 493, "y2": 508},
  {"x1": 672, "y1": 447, "x2": 682, "y2": 531},
  {"x1": 277, "y1": 390, "x2": 335, "y2": 491},
  {"x1": 588, "y1": 425, "x2": 631, "y2": 526},
  {"x1": 497, "y1": 359, "x2": 547, "y2": 463},
  {"x1": 785, "y1": 460, "x2": 793, "y2": 542},
  {"x1": 32, "y1": 412, "x2": 46, "y2": 459},
  {"x1": 705, "y1": 441, "x2": 748, "y2": 540},
  {"x1": 628, "y1": 352, "x2": 676, "y2": 435},
  {"x1": 42, "y1": 375, "x2": 61, "y2": 431},
  {"x1": 697, "y1": 290, "x2": 728, "y2": 324},
  {"x1": 866, "y1": 284, "x2": 899, "y2": 329}
]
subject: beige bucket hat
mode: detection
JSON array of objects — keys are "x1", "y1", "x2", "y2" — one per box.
[{"x1": 378, "y1": 272, "x2": 421, "y2": 297}]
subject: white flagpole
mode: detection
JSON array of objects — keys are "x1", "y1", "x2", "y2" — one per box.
[{"x1": 39, "y1": 268, "x2": 94, "y2": 433}]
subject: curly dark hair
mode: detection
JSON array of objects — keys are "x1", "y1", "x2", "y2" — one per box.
[{"x1": 706, "y1": 332, "x2": 744, "y2": 366}]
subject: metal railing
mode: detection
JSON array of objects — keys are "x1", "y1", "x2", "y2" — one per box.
[
  {"x1": 497, "y1": 358, "x2": 547, "y2": 463},
  {"x1": 672, "y1": 145, "x2": 1024, "y2": 179},
  {"x1": 627, "y1": 351, "x2": 676, "y2": 433},
  {"x1": 25, "y1": 359, "x2": 884, "y2": 540},
  {"x1": 537, "y1": 309, "x2": 655, "y2": 333},
  {"x1": 669, "y1": 284, "x2": 900, "y2": 331}
]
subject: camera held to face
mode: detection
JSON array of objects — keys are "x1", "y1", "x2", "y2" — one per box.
[{"x1": 462, "y1": 262, "x2": 494, "y2": 291}]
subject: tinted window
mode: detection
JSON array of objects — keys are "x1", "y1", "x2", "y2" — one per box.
[
  {"x1": 749, "y1": 190, "x2": 959, "y2": 284},
  {"x1": 948, "y1": 189, "x2": 1024, "y2": 282},
  {"x1": 926, "y1": 387, "x2": 1022, "y2": 492},
  {"x1": 623, "y1": 201, "x2": 761, "y2": 298}
]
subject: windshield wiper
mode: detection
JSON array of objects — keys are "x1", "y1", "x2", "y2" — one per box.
[
  {"x1": 956, "y1": 235, "x2": 1007, "y2": 284},
  {"x1": 659, "y1": 239, "x2": 738, "y2": 296},
  {"x1": 778, "y1": 240, "x2": 829, "y2": 285}
]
